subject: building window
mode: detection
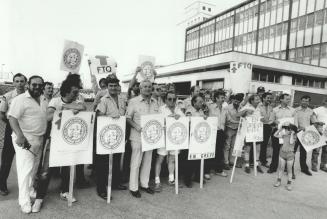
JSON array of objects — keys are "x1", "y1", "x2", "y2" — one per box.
[
  {"x1": 208, "y1": 8, "x2": 211, "y2": 12},
  {"x1": 203, "y1": 6, "x2": 206, "y2": 10},
  {"x1": 292, "y1": 75, "x2": 326, "y2": 88}
]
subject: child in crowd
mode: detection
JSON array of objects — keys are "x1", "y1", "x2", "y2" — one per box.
[{"x1": 273, "y1": 122, "x2": 297, "y2": 191}]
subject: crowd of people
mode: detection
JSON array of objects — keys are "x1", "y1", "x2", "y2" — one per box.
[{"x1": 0, "y1": 67, "x2": 326, "y2": 214}]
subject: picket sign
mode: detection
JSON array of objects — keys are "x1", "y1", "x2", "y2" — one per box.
[
  {"x1": 175, "y1": 150, "x2": 179, "y2": 194},
  {"x1": 68, "y1": 165, "x2": 75, "y2": 207},
  {"x1": 230, "y1": 118, "x2": 246, "y2": 184},
  {"x1": 245, "y1": 116, "x2": 263, "y2": 177}
]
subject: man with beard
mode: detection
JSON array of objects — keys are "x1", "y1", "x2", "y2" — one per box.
[
  {"x1": 8, "y1": 76, "x2": 47, "y2": 213},
  {"x1": 0, "y1": 73, "x2": 27, "y2": 196},
  {"x1": 258, "y1": 92, "x2": 274, "y2": 167}
]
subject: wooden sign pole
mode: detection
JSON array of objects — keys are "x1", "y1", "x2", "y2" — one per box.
[
  {"x1": 175, "y1": 151, "x2": 178, "y2": 194},
  {"x1": 200, "y1": 159, "x2": 204, "y2": 189},
  {"x1": 230, "y1": 156, "x2": 238, "y2": 184},
  {"x1": 253, "y1": 142, "x2": 257, "y2": 176},
  {"x1": 107, "y1": 154, "x2": 113, "y2": 204},
  {"x1": 68, "y1": 165, "x2": 75, "y2": 207}
]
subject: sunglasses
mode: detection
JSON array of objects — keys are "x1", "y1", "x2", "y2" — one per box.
[
  {"x1": 31, "y1": 83, "x2": 43, "y2": 88},
  {"x1": 167, "y1": 97, "x2": 177, "y2": 102}
]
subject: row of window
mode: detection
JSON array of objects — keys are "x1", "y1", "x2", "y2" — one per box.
[
  {"x1": 292, "y1": 75, "x2": 326, "y2": 88},
  {"x1": 289, "y1": 43, "x2": 327, "y2": 66},
  {"x1": 252, "y1": 69, "x2": 326, "y2": 89},
  {"x1": 252, "y1": 71, "x2": 281, "y2": 83},
  {"x1": 235, "y1": 4, "x2": 259, "y2": 24}
]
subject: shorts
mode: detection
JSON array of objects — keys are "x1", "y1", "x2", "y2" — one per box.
[
  {"x1": 279, "y1": 150, "x2": 294, "y2": 161},
  {"x1": 157, "y1": 147, "x2": 179, "y2": 156}
]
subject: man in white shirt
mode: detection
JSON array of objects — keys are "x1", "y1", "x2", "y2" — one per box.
[
  {"x1": 8, "y1": 76, "x2": 47, "y2": 214},
  {"x1": 312, "y1": 98, "x2": 327, "y2": 172}
]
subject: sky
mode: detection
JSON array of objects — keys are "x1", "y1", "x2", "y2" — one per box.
[{"x1": 0, "y1": 0, "x2": 242, "y2": 88}]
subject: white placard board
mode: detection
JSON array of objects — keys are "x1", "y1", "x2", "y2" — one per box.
[
  {"x1": 232, "y1": 118, "x2": 246, "y2": 157},
  {"x1": 49, "y1": 110, "x2": 95, "y2": 167},
  {"x1": 141, "y1": 114, "x2": 165, "y2": 152},
  {"x1": 245, "y1": 116, "x2": 263, "y2": 142},
  {"x1": 60, "y1": 40, "x2": 84, "y2": 73},
  {"x1": 165, "y1": 117, "x2": 189, "y2": 151},
  {"x1": 137, "y1": 55, "x2": 156, "y2": 82},
  {"x1": 297, "y1": 125, "x2": 326, "y2": 152},
  {"x1": 89, "y1": 55, "x2": 117, "y2": 85},
  {"x1": 96, "y1": 116, "x2": 126, "y2": 155},
  {"x1": 229, "y1": 62, "x2": 252, "y2": 93},
  {"x1": 188, "y1": 117, "x2": 218, "y2": 160}
]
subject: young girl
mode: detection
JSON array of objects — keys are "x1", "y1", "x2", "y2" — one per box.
[{"x1": 273, "y1": 122, "x2": 297, "y2": 191}]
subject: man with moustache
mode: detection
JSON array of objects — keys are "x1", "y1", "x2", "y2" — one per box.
[
  {"x1": 0, "y1": 73, "x2": 27, "y2": 196},
  {"x1": 258, "y1": 92, "x2": 274, "y2": 167},
  {"x1": 8, "y1": 76, "x2": 47, "y2": 214},
  {"x1": 95, "y1": 75, "x2": 127, "y2": 200}
]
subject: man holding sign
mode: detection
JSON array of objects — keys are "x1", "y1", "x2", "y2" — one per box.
[
  {"x1": 239, "y1": 94, "x2": 264, "y2": 174},
  {"x1": 294, "y1": 95, "x2": 317, "y2": 176},
  {"x1": 126, "y1": 80, "x2": 159, "y2": 198},
  {"x1": 95, "y1": 75, "x2": 127, "y2": 200}
]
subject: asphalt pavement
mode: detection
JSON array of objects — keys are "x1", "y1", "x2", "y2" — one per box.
[{"x1": 0, "y1": 152, "x2": 327, "y2": 219}]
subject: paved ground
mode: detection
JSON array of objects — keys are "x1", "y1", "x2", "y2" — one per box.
[{"x1": 0, "y1": 152, "x2": 327, "y2": 219}]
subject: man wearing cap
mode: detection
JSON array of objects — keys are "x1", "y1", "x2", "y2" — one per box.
[
  {"x1": 257, "y1": 86, "x2": 265, "y2": 99},
  {"x1": 126, "y1": 80, "x2": 159, "y2": 198},
  {"x1": 0, "y1": 73, "x2": 27, "y2": 196},
  {"x1": 312, "y1": 98, "x2": 327, "y2": 172},
  {"x1": 95, "y1": 75, "x2": 127, "y2": 200}
]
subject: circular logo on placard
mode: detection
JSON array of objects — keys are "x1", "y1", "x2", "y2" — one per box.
[
  {"x1": 301, "y1": 130, "x2": 320, "y2": 146},
  {"x1": 168, "y1": 122, "x2": 187, "y2": 144},
  {"x1": 62, "y1": 117, "x2": 88, "y2": 145},
  {"x1": 63, "y1": 48, "x2": 81, "y2": 70},
  {"x1": 143, "y1": 120, "x2": 163, "y2": 144},
  {"x1": 194, "y1": 122, "x2": 211, "y2": 143},
  {"x1": 99, "y1": 124, "x2": 123, "y2": 150},
  {"x1": 141, "y1": 61, "x2": 154, "y2": 80}
]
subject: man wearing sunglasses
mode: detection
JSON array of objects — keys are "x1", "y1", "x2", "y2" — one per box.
[
  {"x1": 0, "y1": 73, "x2": 27, "y2": 196},
  {"x1": 8, "y1": 76, "x2": 47, "y2": 214},
  {"x1": 154, "y1": 91, "x2": 184, "y2": 192},
  {"x1": 152, "y1": 83, "x2": 165, "y2": 107}
]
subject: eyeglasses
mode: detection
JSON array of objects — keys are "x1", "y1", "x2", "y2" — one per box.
[
  {"x1": 155, "y1": 88, "x2": 161, "y2": 92},
  {"x1": 167, "y1": 97, "x2": 177, "y2": 102},
  {"x1": 31, "y1": 83, "x2": 43, "y2": 88}
]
